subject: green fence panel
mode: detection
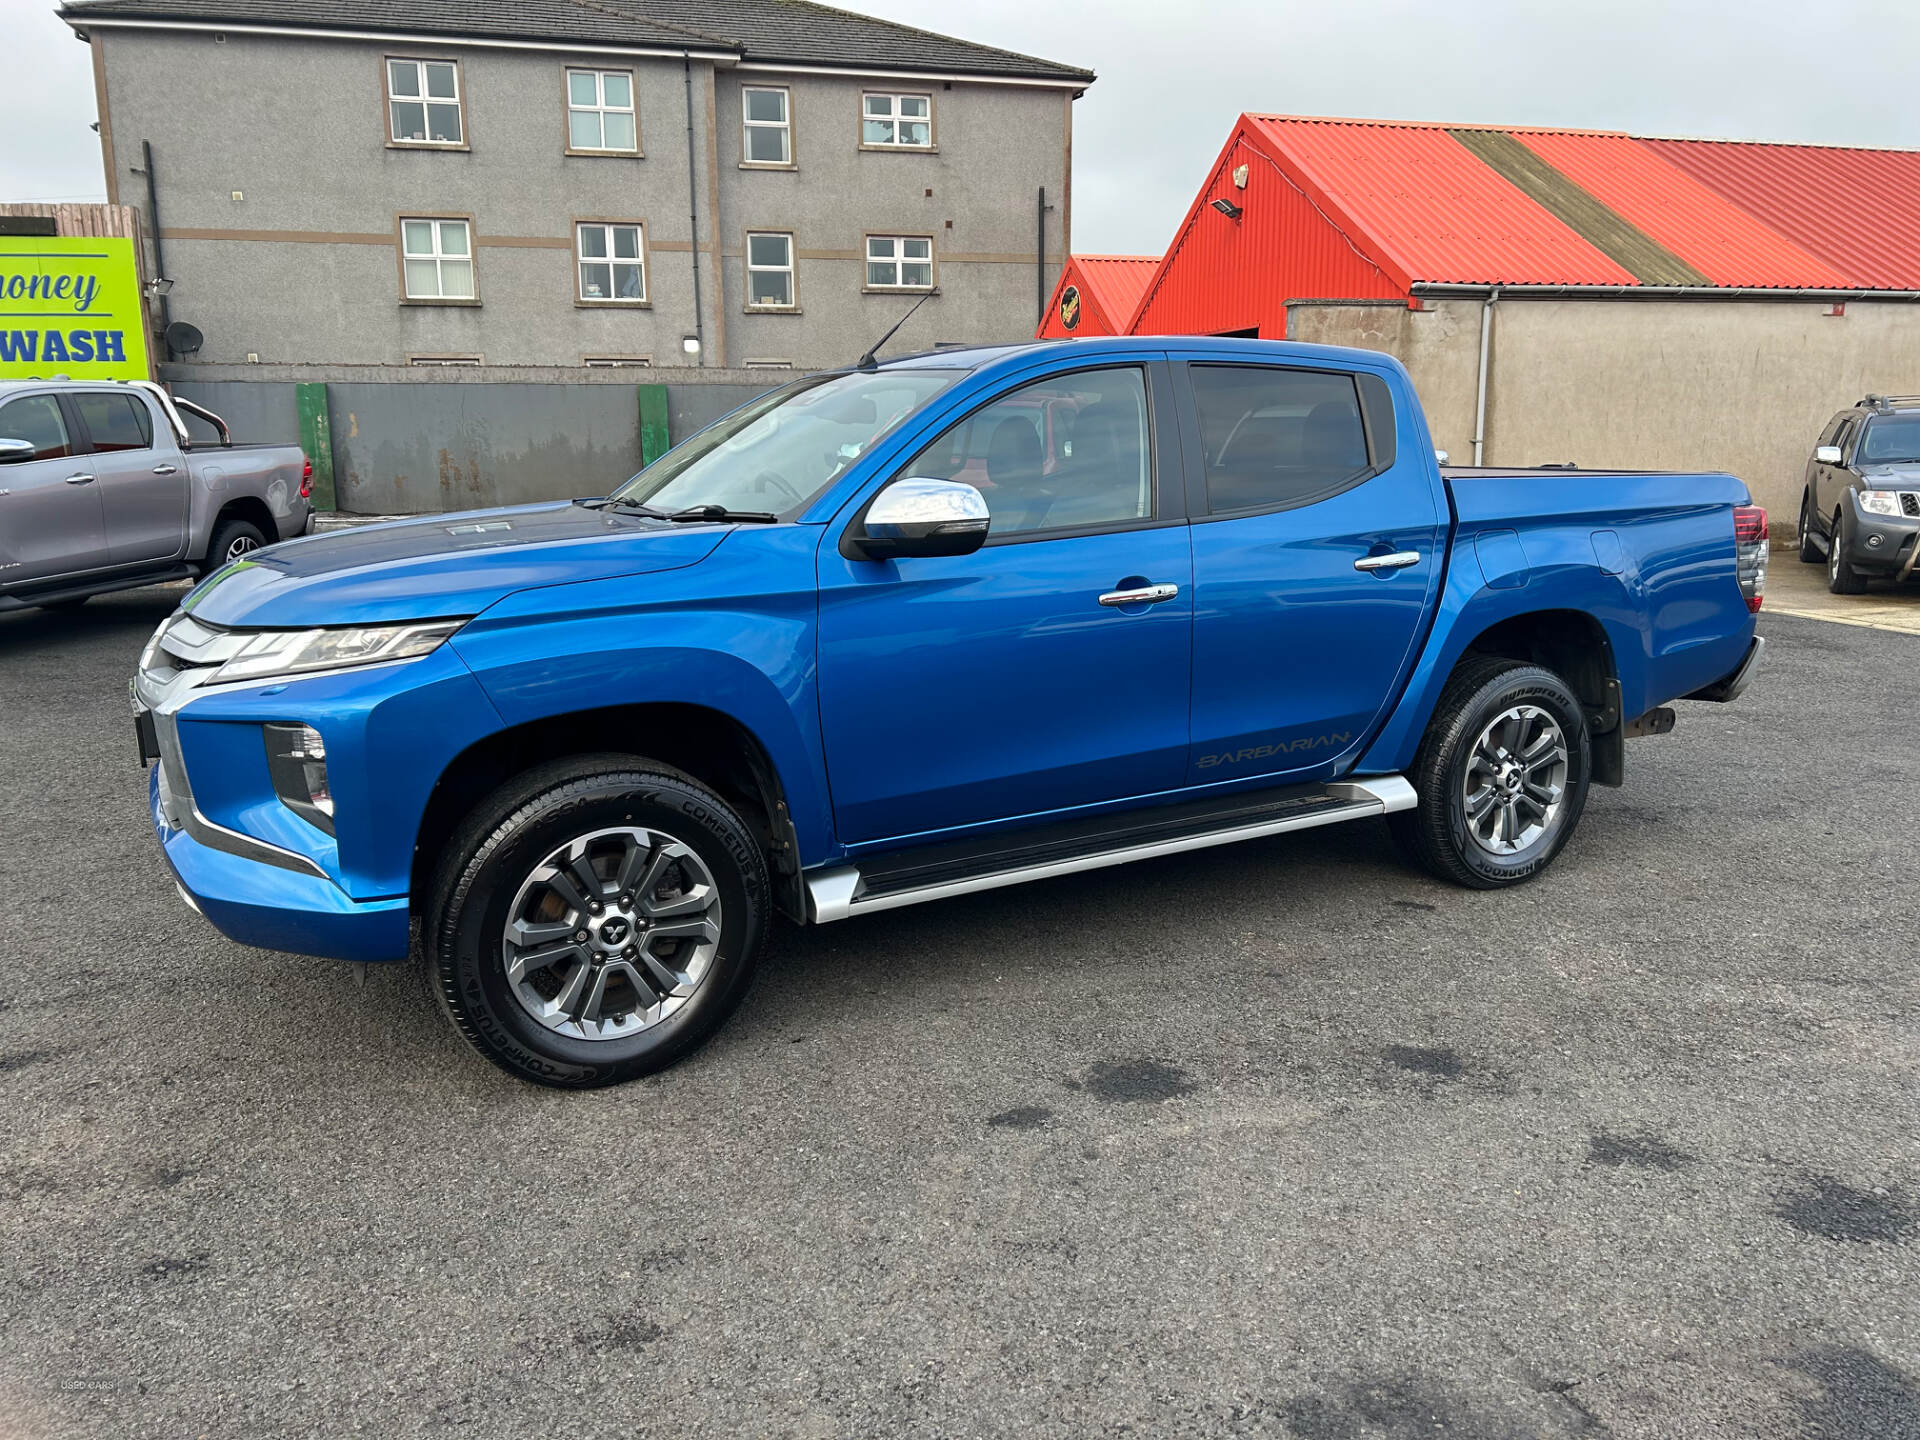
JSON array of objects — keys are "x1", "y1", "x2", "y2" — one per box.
[
  {"x1": 638, "y1": 383, "x2": 672, "y2": 468},
  {"x1": 294, "y1": 381, "x2": 336, "y2": 512}
]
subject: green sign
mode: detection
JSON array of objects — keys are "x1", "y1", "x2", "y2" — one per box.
[{"x1": 0, "y1": 236, "x2": 150, "y2": 381}]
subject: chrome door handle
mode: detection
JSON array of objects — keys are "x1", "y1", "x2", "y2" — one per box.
[
  {"x1": 1354, "y1": 550, "x2": 1420, "y2": 572},
  {"x1": 1098, "y1": 583, "x2": 1180, "y2": 607},
  {"x1": 152, "y1": 464, "x2": 178, "y2": 475},
  {"x1": 64, "y1": 473, "x2": 97, "y2": 485}
]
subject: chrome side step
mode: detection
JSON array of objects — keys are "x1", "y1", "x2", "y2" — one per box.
[{"x1": 806, "y1": 775, "x2": 1417, "y2": 924}]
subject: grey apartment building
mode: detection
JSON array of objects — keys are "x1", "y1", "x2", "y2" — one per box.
[{"x1": 60, "y1": 0, "x2": 1093, "y2": 371}]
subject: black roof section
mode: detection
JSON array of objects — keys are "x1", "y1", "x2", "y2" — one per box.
[{"x1": 59, "y1": 0, "x2": 1096, "y2": 82}]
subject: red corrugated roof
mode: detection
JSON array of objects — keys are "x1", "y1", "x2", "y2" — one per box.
[
  {"x1": 1642, "y1": 138, "x2": 1920, "y2": 291},
  {"x1": 1074, "y1": 256, "x2": 1160, "y2": 329}
]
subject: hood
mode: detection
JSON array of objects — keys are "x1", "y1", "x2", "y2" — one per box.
[
  {"x1": 183, "y1": 502, "x2": 731, "y2": 628},
  {"x1": 1858, "y1": 461, "x2": 1920, "y2": 486}
]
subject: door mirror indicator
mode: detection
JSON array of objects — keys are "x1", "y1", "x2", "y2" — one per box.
[
  {"x1": 849, "y1": 477, "x2": 990, "y2": 560},
  {"x1": 1815, "y1": 445, "x2": 1843, "y2": 466},
  {"x1": 0, "y1": 438, "x2": 35, "y2": 464}
]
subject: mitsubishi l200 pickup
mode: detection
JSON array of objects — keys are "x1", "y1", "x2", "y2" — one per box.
[{"x1": 130, "y1": 338, "x2": 1765, "y2": 1087}]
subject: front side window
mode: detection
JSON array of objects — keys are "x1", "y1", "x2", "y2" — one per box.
[
  {"x1": 401, "y1": 218, "x2": 474, "y2": 300},
  {"x1": 862, "y1": 92, "x2": 931, "y2": 148},
  {"x1": 901, "y1": 367, "x2": 1153, "y2": 538},
  {"x1": 73, "y1": 393, "x2": 152, "y2": 452},
  {"x1": 387, "y1": 59, "x2": 462, "y2": 145},
  {"x1": 576, "y1": 223, "x2": 646, "y2": 302},
  {"x1": 1190, "y1": 365, "x2": 1372, "y2": 513},
  {"x1": 866, "y1": 235, "x2": 933, "y2": 290},
  {"x1": 611, "y1": 368, "x2": 960, "y2": 517},
  {"x1": 745, "y1": 231, "x2": 795, "y2": 309},
  {"x1": 567, "y1": 69, "x2": 637, "y2": 153},
  {"x1": 0, "y1": 395, "x2": 72, "y2": 459},
  {"x1": 742, "y1": 86, "x2": 791, "y2": 164}
]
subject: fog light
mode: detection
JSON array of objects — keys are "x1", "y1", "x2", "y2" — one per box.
[
  {"x1": 264, "y1": 723, "x2": 334, "y2": 834},
  {"x1": 1867, "y1": 533, "x2": 1884, "y2": 548}
]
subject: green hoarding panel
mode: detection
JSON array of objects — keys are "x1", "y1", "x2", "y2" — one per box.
[
  {"x1": 638, "y1": 383, "x2": 671, "y2": 467},
  {"x1": 295, "y1": 381, "x2": 336, "y2": 511}
]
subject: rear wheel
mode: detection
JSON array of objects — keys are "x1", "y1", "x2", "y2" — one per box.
[
  {"x1": 1390, "y1": 658, "x2": 1591, "y2": 889},
  {"x1": 427, "y1": 756, "x2": 769, "y2": 1088},
  {"x1": 206, "y1": 516, "x2": 268, "y2": 572},
  {"x1": 1798, "y1": 491, "x2": 1821, "y2": 564},
  {"x1": 1827, "y1": 508, "x2": 1867, "y2": 594}
]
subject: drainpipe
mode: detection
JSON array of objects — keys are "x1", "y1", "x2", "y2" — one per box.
[
  {"x1": 132, "y1": 140, "x2": 172, "y2": 359},
  {"x1": 1036, "y1": 186, "x2": 1047, "y2": 326},
  {"x1": 682, "y1": 55, "x2": 705, "y2": 366},
  {"x1": 1471, "y1": 285, "x2": 1500, "y2": 465}
]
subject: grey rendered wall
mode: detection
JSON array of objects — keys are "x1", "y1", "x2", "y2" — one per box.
[
  {"x1": 99, "y1": 30, "x2": 1074, "y2": 373},
  {"x1": 165, "y1": 379, "x2": 300, "y2": 446}
]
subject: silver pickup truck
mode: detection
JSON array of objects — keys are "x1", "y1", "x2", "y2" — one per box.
[{"x1": 0, "y1": 379, "x2": 312, "y2": 612}]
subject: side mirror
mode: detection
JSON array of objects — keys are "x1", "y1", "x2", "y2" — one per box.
[
  {"x1": 0, "y1": 438, "x2": 35, "y2": 464},
  {"x1": 1815, "y1": 445, "x2": 1843, "y2": 466},
  {"x1": 1433, "y1": 448, "x2": 1450, "y2": 466},
  {"x1": 847, "y1": 477, "x2": 990, "y2": 560}
]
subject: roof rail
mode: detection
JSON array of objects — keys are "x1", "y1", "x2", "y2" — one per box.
[{"x1": 1862, "y1": 393, "x2": 1920, "y2": 412}]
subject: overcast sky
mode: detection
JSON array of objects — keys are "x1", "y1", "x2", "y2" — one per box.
[{"x1": 9, "y1": 0, "x2": 1920, "y2": 254}]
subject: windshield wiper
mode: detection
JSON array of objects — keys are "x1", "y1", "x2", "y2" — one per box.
[{"x1": 665, "y1": 504, "x2": 780, "y2": 523}]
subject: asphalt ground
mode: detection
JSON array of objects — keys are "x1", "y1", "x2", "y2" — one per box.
[{"x1": 1, "y1": 584, "x2": 1916, "y2": 1440}]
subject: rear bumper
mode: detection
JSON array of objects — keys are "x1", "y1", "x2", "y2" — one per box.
[
  {"x1": 1685, "y1": 635, "x2": 1765, "y2": 704},
  {"x1": 153, "y1": 766, "x2": 412, "y2": 960}
]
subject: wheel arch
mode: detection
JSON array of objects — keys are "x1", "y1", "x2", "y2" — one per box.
[
  {"x1": 1460, "y1": 608, "x2": 1624, "y2": 785},
  {"x1": 202, "y1": 496, "x2": 278, "y2": 560}
]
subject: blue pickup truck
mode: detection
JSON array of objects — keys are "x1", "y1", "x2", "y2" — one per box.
[{"x1": 131, "y1": 338, "x2": 1766, "y2": 1087}]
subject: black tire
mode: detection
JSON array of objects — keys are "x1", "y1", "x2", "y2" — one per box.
[
  {"x1": 1388, "y1": 657, "x2": 1591, "y2": 890},
  {"x1": 205, "y1": 516, "x2": 268, "y2": 572},
  {"x1": 1827, "y1": 508, "x2": 1868, "y2": 595},
  {"x1": 426, "y1": 755, "x2": 769, "y2": 1088},
  {"x1": 1798, "y1": 491, "x2": 1821, "y2": 564}
]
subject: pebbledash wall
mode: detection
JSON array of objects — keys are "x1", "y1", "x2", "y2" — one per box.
[
  {"x1": 164, "y1": 364, "x2": 777, "y2": 514},
  {"x1": 1286, "y1": 296, "x2": 1920, "y2": 524},
  {"x1": 94, "y1": 29, "x2": 1075, "y2": 371}
]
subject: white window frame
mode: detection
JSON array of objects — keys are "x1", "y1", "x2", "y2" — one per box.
[
  {"x1": 743, "y1": 359, "x2": 793, "y2": 370},
  {"x1": 865, "y1": 235, "x2": 934, "y2": 291},
  {"x1": 386, "y1": 57, "x2": 464, "y2": 147},
  {"x1": 861, "y1": 91, "x2": 932, "y2": 149},
  {"x1": 745, "y1": 231, "x2": 797, "y2": 310},
  {"x1": 741, "y1": 85, "x2": 792, "y2": 166},
  {"x1": 583, "y1": 356, "x2": 652, "y2": 368},
  {"x1": 575, "y1": 221, "x2": 648, "y2": 304},
  {"x1": 566, "y1": 68, "x2": 639, "y2": 154},
  {"x1": 399, "y1": 217, "x2": 475, "y2": 302},
  {"x1": 408, "y1": 353, "x2": 483, "y2": 366}
]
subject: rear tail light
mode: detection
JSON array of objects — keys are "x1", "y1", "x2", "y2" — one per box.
[
  {"x1": 299, "y1": 455, "x2": 313, "y2": 500},
  {"x1": 1734, "y1": 504, "x2": 1768, "y2": 613}
]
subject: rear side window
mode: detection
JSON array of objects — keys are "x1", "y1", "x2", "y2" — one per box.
[
  {"x1": 1189, "y1": 365, "x2": 1372, "y2": 513},
  {"x1": 0, "y1": 395, "x2": 73, "y2": 460},
  {"x1": 73, "y1": 393, "x2": 153, "y2": 453}
]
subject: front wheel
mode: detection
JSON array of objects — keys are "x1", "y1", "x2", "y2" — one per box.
[
  {"x1": 1798, "y1": 491, "x2": 1822, "y2": 564},
  {"x1": 1390, "y1": 658, "x2": 1591, "y2": 889},
  {"x1": 427, "y1": 756, "x2": 769, "y2": 1087},
  {"x1": 1827, "y1": 509, "x2": 1868, "y2": 595}
]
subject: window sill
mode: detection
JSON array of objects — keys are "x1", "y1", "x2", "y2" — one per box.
[
  {"x1": 576, "y1": 298, "x2": 653, "y2": 309},
  {"x1": 400, "y1": 296, "x2": 483, "y2": 307},
  {"x1": 738, "y1": 161, "x2": 798, "y2": 171},
  {"x1": 861, "y1": 285, "x2": 937, "y2": 296},
  {"x1": 565, "y1": 148, "x2": 645, "y2": 160},
  {"x1": 858, "y1": 144, "x2": 938, "y2": 155},
  {"x1": 386, "y1": 140, "x2": 470, "y2": 153},
  {"x1": 743, "y1": 305, "x2": 802, "y2": 315}
]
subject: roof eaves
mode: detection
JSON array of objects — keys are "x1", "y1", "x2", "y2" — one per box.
[{"x1": 756, "y1": 0, "x2": 1094, "y2": 81}]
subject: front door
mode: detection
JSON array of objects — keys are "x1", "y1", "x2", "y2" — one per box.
[
  {"x1": 1178, "y1": 359, "x2": 1444, "y2": 785},
  {"x1": 72, "y1": 390, "x2": 186, "y2": 566},
  {"x1": 817, "y1": 361, "x2": 1193, "y2": 848},
  {"x1": 0, "y1": 392, "x2": 107, "y2": 586}
]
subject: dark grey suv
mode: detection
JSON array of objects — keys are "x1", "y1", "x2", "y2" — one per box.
[{"x1": 1799, "y1": 394, "x2": 1920, "y2": 593}]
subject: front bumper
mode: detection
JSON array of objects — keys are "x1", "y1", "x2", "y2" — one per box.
[{"x1": 1841, "y1": 495, "x2": 1920, "y2": 576}]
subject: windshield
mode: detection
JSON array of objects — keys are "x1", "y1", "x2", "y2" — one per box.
[
  {"x1": 610, "y1": 368, "x2": 962, "y2": 515},
  {"x1": 1857, "y1": 413, "x2": 1920, "y2": 464}
]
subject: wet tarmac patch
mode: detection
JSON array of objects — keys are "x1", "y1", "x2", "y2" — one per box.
[
  {"x1": 987, "y1": 1105, "x2": 1053, "y2": 1129},
  {"x1": 1382, "y1": 1045, "x2": 1466, "y2": 1079},
  {"x1": 1587, "y1": 1130, "x2": 1697, "y2": 1171},
  {"x1": 1279, "y1": 1375, "x2": 1538, "y2": 1439},
  {"x1": 0, "y1": 1050, "x2": 52, "y2": 1074},
  {"x1": 1787, "y1": 1345, "x2": 1920, "y2": 1437},
  {"x1": 1391, "y1": 899, "x2": 1437, "y2": 912},
  {"x1": 574, "y1": 1314, "x2": 666, "y2": 1353},
  {"x1": 1069, "y1": 1059, "x2": 1196, "y2": 1104},
  {"x1": 1775, "y1": 1176, "x2": 1915, "y2": 1244}
]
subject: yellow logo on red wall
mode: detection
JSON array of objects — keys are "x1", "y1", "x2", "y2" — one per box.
[
  {"x1": 1059, "y1": 284, "x2": 1081, "y2": 331},
  {"x1": 0, "y1": 237, "x2": 150, "y2": 380}
]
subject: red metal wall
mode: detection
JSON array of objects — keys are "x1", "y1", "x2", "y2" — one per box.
[{"x1": 1130, "y1": 122, "x2": 1407, "y2": 337}]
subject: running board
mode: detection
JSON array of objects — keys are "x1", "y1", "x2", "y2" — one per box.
[{"x1": 805, "y1": 775, "x2": 1417, "y2": 924}]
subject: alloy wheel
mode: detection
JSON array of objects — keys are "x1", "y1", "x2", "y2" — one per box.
[
  {"x1": 225, "y1": 535, "x2": 261, "y2": 562},
  {"x1": 1460, "y1": 704, "x2": 1569, "y2": 856}
]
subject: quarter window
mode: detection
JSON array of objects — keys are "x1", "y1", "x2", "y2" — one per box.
[
  {"x1": 576, "y1": 223, "x2": 646, "y2": 302},
  {"x1": 745, "y1": 232, "x2": 796, "y2": 309},
  {"x1": 0, "y1": 395, "x2": 73, "y2": 460},
  {"x1": 742, "y1": 86, "x2": 791, "y2": 165},
  {"x1": 73, "y1": 393, "x2": 152, "y2": 452},
  {"x1": 401, "y1": 218, "x2": 474, "y2": 300},
  {"x1": 387, "y1": 59, "x2": 462, "y2": 145},
  {"x1": 862, "y1": 92, "x2": 931, "y2": 148},
  {"x1": 1189, "y1": 365, "x2": 1373, "y2": 513},
  {"x1": 866, "y1": 236, "x2": 933, "y2": 290},
  {"x1": 901, "y1": 367, "x2": 1153, "y2": 538},
  {"x1": 567, "y1": 69, "x2": 637, "y2": 153}
]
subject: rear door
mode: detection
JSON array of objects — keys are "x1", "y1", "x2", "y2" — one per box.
[
  {"x1": 71, "y1": 390, "x2": 187, "y2": 565},
  {"x1": 1176, "y1": 358, "x2": 1444, "y2": 786},
  {"x1": 0, "y1": 391, "x2": 107, "y2": 585}
]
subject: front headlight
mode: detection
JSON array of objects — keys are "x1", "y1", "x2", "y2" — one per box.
[
  {"x1": 1859, "y1": 490, "x2": 1902, "y2": 517},
  {"x1": 212, "y1": 620, "x2": 466, "y2": 684}
]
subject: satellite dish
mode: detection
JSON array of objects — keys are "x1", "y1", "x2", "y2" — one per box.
[{"x1": 164, "y1": 321, "x2": 204, "y2": 357}]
